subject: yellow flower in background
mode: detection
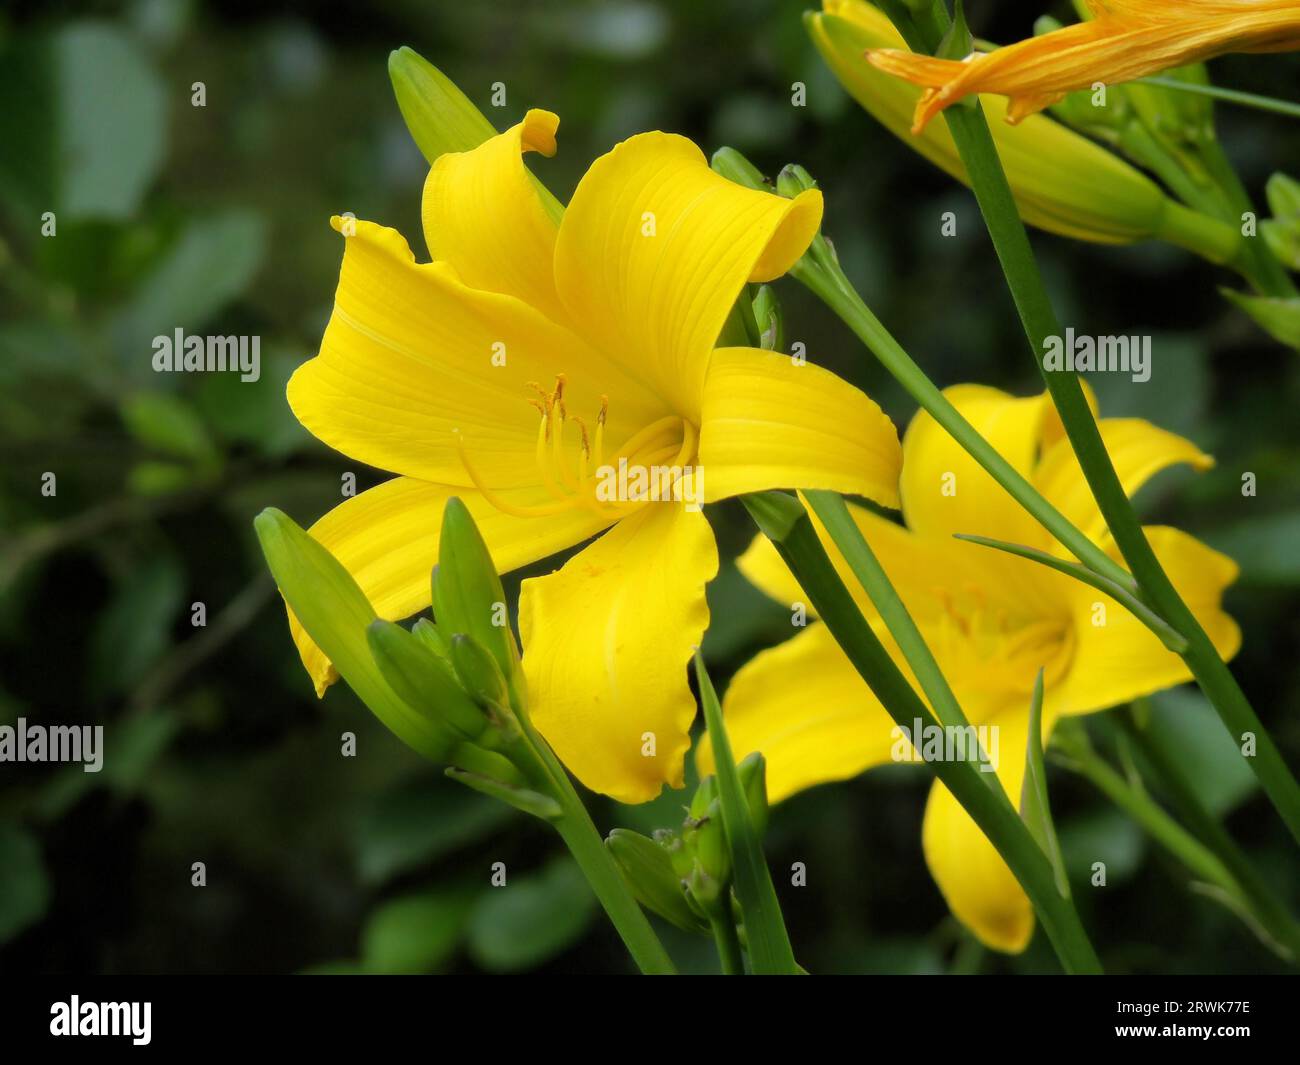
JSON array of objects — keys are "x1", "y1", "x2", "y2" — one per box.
[
  {"x1": 867, "y1": 0, "x2": 1300, "y2": 133},
  {"x1": 699, "y1": 384, "x2": 1240, "y2": 951},
  {"x1": 283, "y1": 109, "x2": 903, "y2": 803},
  {"x1": 807, "y1": 0, "x2": 1239, "y2": 260}
]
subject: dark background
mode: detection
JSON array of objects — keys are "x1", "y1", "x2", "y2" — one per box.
[{"x1": 1, "y1": 0, "x2": 1298, "y2": 974}]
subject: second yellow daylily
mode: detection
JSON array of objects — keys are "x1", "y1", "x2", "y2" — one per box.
[
  {"x1": 700, "y1": 384, "x2": 1240, "y2": 952},
  {"x1": 868, "y1": 0, "x2": 1300, "y2": 132},
  {"x1": 283, "y1": 108, "x2": 902, "y2": 803}
]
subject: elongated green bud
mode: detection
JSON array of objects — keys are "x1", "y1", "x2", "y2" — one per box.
[
  {"x1": 607, "y1": 829, "x2": 709, "y2": 934},
  {"x1": 752, "y1": 284, "x2": 784, "y2": 352},
  {"x1": 253, "y1": 509, "x2": 453, "y2": 761},
  {"x1": 775, "y1": 163, "x2": 817, "y2": 200},
  {"x1": 411, "y1": 617, "x2": 453, "y2": 666},
  {"x1": 710, "y1": 146, "x2": 767, "y2": 191},
  {"x1": 388, "y1": 46, "x2": 496, "y2": 164},
  {"x1": 737, "y1": 752, "x2": 770, "y2": 839},
  {"x1": 435, "y1": 498, "x2": 520, "y2": 682},
  {"x1": 449, "y1": 633, "x2": 511, "y2": 716},
  {"x1": 367, "y1": 619, "x2": 487, "y2": 742}
]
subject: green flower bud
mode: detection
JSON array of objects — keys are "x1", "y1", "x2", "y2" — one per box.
[
  {"x1": 435, "y1": 498, "x2": 520, "y2": 683},
  {"x1": 775, "y1": 163, "x2": 817, "y2": 200},
  {"x1": 388, "y1": 46, "x2": 496, "y2": 164},
  {"x1": 411, "y1": 616, "x2": 453, "y2": 667},
  {"x1": 449, "y1": 632, "x2": 512, "y2": 719},
  {"x1": 606, "y1": 829, "x2": 710, "y2": 934},
  {"x1": 710, "y1": 146, "x2": 767, "y2": 192},
  {"x1": 751, "y1": 284, "x2": 784, "y2": 352},
  {"x1": 253, "y1": 508, "x2": 453, "y2": 761},
  {"x1": 736, "y1": 751, "x2": 770, "y2": 839},
  {"x1": 366, "y1": 619, "x2": 487, "y2": 742}
]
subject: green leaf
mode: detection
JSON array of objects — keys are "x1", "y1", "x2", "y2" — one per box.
[
  {"x1": 1020, "y1": 670, "x2": 1070, "y2": 898},
  {"x1": 445, "y1": 767, "x2": 561, "y2": 821},
  {"x1": 0, "y1": 22, "x2": 166, "y2": 222},
  {"x1": 354, "y1": 776, "x2": 514, "y2": 885},
  {"x1": 0, "y1": 822, "x2": 50, "y2": 945},
  {"x1": 1207, "y1": 511, "x2": 1300, "y2": 586},
  {"x1": 360, "y1": 889, "x2": 473, "y2": 974},
  {"x1": 1266, "y1": 172, "x2": 1300, "y2": 220},
  {"x1": 1147, "y1": 689, "x2": 1258, "y2": 817},
  {"x1": 466, "y1": 858, "x2": 597, "y2": 971},
  {"x1": 694, "y1": 652, "x2": 799, "y2": 974},
  {"x1": 111, "y1": 211, "x2": 267, "y2": 377},
  {"x1": 88, "y1": 555, "x2": 184, "y2": 694},
  {"x1": 120, "y1": 391, "x2": 219, "y2": 465}
]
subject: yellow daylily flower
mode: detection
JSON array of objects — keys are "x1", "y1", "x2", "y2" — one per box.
[
  {"x1": 699, "y1": 384, "x2": 1240, "y2": 951},
  {"x1": 284, "y1": 108, "x2": 903, "y2": 804},
  {"x1": 807, "y1": 1, "x2": 1239, "y2": 259},
  {"x1": 867, "y1": 0, "x2": 1300, "y2": 133}
]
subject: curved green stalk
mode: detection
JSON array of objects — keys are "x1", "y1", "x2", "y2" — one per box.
[
  {"x1": 708, "y1": 910, "x2": 746, "y2": 975},
  {"x1": 694, "y1": 652, "x2": 800, "y2": 975},
  {"x1": 791, "y1": 259, "x2": 1132, "y2": 591},
  {"x1": 1117, "y1": 709, "x2": 1300, "y2": 961},
  {"x1": 744, "y1": 492, "x2": 1103, "y2": 974},
  {"x1": 514, "y1": 716, "x2": 678, "y2": 975},
  {"x1": 1137, "y1": 77, "x2": 1300, "y2": 124},
  {"x1": 887, "y1": 0, "x2": 1300, "y2": 849}
]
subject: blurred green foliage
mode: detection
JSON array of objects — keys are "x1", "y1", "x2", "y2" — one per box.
[{"x1": 1, "y1": 0, "x2": 1298, "y2": 974}]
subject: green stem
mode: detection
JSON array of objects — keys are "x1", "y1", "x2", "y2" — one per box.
[
  {"x1": 744, "y1": 492, "x2": 1103, "y2": 974},
  {"x1": 1053, "y1": 722, "x2": 1238, "y2": 894},
  {"x1": 1117, "y1": 709, "x2": 1300, "y2": 961},
  {"x1": 1137, "y1": 76, "x2": 1300, "y2": 122},
  {"x1": 694, "y1": 652, "x2": 801, "y2": 974},
  {"x1": 893, "y1": 0, "x2": 1300, "y2": 850},
  {"x1": 791, "y1": 259, "x2": 1132, "y2": 591},
  {"x1": 805, "y1": 490, "x2": 976, "y2": 738},
  {"x1": 513, "y1": 721, "x2": 677, "y2": 975},
  {"x1": 708, "y1": 910, "x2": 747, "y2": 975}
]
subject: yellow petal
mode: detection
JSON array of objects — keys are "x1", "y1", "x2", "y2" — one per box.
[
  {"x1": 900, "y1": 384, "x2": 1054, "y2": 546},
  {"x1": 289, "y1": 477, "x2": 616, "y2": 696},
  {"x1": 1052, "y1": 525, "x2": 1240, "y2": 716},
  {"x1": 288, "y1": 218, "x2": 664, "y2": 490},
  {"x1": 554, "y1": 131, "x2": 822, "y2": 421},
  {"x1": 922, "y1": 705, "x2": 1040, "y2": 953},
  {"x1": 520, "y1": 503, "x2": 718, "y2": 803},
  {"x1": 422, "y1": 109, "x2": 570, "y2": 326},
  {"x1": 695, "y1": 623, "x2": 902, "y2": 803},
  {"x1": 1033, "y1": 417, "x2": 1213, "y2": 548},
  {"x1": 698, "y1": 346, "x2": 901, "y2": 506}
]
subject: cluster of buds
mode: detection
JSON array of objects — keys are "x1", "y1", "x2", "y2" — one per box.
[
  {"x1": 256, "y1": 498, "x2": 564, "y2": 821},
  {"x1": 607, "y1": 754, "x2": 769, "y2": 936}
]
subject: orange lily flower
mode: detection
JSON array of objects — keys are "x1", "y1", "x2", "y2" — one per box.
[{"x1": 867, "y1": 0, "x2": 1300, "y2": 133}]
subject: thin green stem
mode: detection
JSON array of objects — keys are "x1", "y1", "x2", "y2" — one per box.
[
  {"x1": 1117, "y1": 709, "x2": 1300, "y2": 961},
  {"x1": 1137, "y1": 76, "x2": 1300, "y2": 123},
  {"x1": 694, "y1": 651, "x2": 800, "y2": 974},
  {"x1": 514, "y1": 718, "x2": 677, "y2": 975},
  {"x1": 806, "y1": 491, "x2": 974, "y2": 736},
  {"x1": 744, "y1": 492, "x2": 1103, "y2": 974},
  {"x1": 791, "y1": 259, "x2": 1132, "y2": 590},
  {"x1": 892, "y1": 0, "x2": 1300, "y2": 849},
  {"x1": 708, "y1": 910, "x2": 746, "y2": 975},
  {"x1": 1053, "y1": 723, "x2": 1238, "y2": 894}
]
